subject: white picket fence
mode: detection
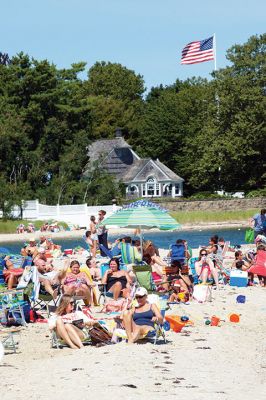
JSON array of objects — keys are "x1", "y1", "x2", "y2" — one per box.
[{"x1": 4, "y1": 200, "x2": 120, "y2": 229}]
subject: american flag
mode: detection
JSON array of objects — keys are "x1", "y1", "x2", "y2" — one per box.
[{"x1": 181, "y1": 36, "x2": 214, "y2": 65}]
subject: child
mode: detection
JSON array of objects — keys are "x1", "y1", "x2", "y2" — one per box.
[{"x1": 169, "y1": 281, "x2": 188, "y2": 303}]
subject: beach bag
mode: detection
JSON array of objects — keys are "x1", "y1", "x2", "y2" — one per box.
[
  {"x1": 89, "y1": 323, "x2": 112, "y2": 345},
  {"x1": 245, "y1": 228, "x2": 254, "y2": 244},
  {"x1": 193, "y1": 285, "x2": 212, "y2": 303}
]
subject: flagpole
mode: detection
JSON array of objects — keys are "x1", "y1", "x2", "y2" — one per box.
[
  {"x1": 213, "y1": 33, "x2": 222, "y2": 191},
  {"x1": 213, "y1": 33, "x2": 217, "y2": 71}
]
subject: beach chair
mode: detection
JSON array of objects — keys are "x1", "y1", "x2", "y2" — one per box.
[
  {"x1": 0, "y1": 328, "x2": 21, "y2": 353},
  {"x1": 132, "y1": 265, "x2": 169, "y2": 294},
  {"x1": 120, "y1": 243, "x2": 142, "y2": 265},
  {"x1": 144, "y1": 296, "x2": 167, "y2": 345},
  {"x1": 169, "y1": 243, "x2": 187, "y2": 265},
  {"x1": 189, "y1": 257, "x2": 214, "y2": 286},
  {"x1": 48, "y1": 304, "x2": 92, "y2": 349},
  {"x1": 0, "y1": 290, "x2": 28, "y2": 326},
  {"x1": 97, "y1": 263, "x2": 128, "y2": 304}
]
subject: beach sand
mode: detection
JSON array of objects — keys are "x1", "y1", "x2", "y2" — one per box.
[{"x1": 1, "y1": 284, "x2": 265, "y2": 400}]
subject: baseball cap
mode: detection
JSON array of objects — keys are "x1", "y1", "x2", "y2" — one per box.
[
  {"x1": 29, "y1": 237, "x2": 36, "y2": 242},
  {"x1": 135, "y1": 287, "x2": 148, "y2": 297}
]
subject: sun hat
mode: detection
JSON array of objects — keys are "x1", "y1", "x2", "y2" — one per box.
[{"x1": 135, "y1": 287, "x2": 148, "y2": 297}]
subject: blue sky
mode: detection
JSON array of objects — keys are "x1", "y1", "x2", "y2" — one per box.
[{"x1": 1, "y1": 0, "x2": 265, "y2": 91}]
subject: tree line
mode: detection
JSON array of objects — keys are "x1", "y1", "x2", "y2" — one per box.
[{"x1": 0, "y1": 34, "x2": 265, "y2": 215}]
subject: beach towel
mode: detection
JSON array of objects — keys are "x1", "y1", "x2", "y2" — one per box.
[{"x1": 17, "y1": 266, "x2": 40, "y2": 301}]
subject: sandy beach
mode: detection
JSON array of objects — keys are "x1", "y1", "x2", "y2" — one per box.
[
  {"x1": 1, "y1": 222, "x2": 265, "y2": 400},
  {"x1": 1, "y1": 284, "x2": 265, "y2": 400}
]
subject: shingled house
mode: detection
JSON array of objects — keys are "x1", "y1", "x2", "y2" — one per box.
[{"x1": 86, "y1": 130, "x2": 184, "y2": 199}]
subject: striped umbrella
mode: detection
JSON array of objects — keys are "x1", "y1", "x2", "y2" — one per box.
[
  {"x1": 99, "y1": 206, "x2": 181, "y2": 257},
  {"x1": 101, "y1": 206, "x2": 181, "y2": 231}
]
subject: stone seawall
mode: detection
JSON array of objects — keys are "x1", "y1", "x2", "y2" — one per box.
[{"x1": 158, "y1": 197, "x2": 265, "y2": 212}]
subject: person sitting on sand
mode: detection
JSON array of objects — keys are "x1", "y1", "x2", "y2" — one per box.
[
  {"x1": 16, "y1": 223, "x2": 25, "y2": 234},
  {"x1": 232, "y1": 251, "x2": 251, "y2": 271},
  {"x1": 63, "y1": 260, "x2": 95, "y2": 306},
  {"x1": 167, "y1": 261, "x2": 191, "y2": 299},
  {"x1": 169, "y1": 281, "x2": 188, "y2": 303},
  {"x1": 2, "y1": 256, "x2": 24, "y2": 290},
  {"x1": 48, "y1": 294, "x2": 96, "y2": 349},
  {"x1": 21, "y1": 238, "x2": 38, "y2": 259},
  {"x1": 122, "y1": 287, "x2": 163, "y2": 344},
  {"x1": 102, "y1": 258, "x2": 132, "y2": 300},
  {"x1": 195, "y1": 249, "x2": 219, "y2": 287}
]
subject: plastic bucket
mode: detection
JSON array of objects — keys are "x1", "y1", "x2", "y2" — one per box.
[
  {"x1": 229, "y1": 313, "x2": 240, "y2": 323},
  {"x1": 165, "y1": 315, "x2": 185, "y2": 333},
  {"x1": 236, "y1": 295, "x2": 246, "y2": 304},
  {"x1": 210, "y1": 316, "x2": 220, "y2": 326}
]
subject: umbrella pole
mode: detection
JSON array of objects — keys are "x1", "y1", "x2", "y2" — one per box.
[{"x1": 140, "y1": 225, "x2": 143, "y2": 260}]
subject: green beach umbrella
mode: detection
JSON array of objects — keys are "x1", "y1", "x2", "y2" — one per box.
[
  {"x1": 101, "y1": 207, "x2": 181, "y2": 231},
  {"x1": 99, "y1": 204, "x2": 181, "y2": 257}
]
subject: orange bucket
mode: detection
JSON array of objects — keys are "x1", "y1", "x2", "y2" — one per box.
[
  {"x1": 165, "y1": 315, "x2": 185, "y2": 332},
  {"x1": 210, "y1": 316, "x2": 220, "y2": 326},
  {"x1": 229, "y1": 313, "x2": 240, "y2": 323}
]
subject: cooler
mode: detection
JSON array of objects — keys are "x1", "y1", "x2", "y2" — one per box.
[{"x1": 230, "y1": 270, "x2": 248, "y2": 287}]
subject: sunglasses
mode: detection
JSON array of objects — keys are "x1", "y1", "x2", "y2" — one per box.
[
  {"x1": 69, "y1": 301, "x2": 75, "y2": 305},
  {"x1": 201, "y1": 253, "x2": 207, "y2": 256},
  {"x1": 135, "y1": 295, "x2": 145, "y2": 299}
]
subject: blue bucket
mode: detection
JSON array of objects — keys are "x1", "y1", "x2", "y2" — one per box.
[{"x1": 236, "y1": 295, "x2": 246, "y2": 304}]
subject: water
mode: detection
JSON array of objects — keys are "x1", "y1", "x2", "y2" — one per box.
[{"x1": 0, "y1": 228, "x2": 246, "y2": 254}]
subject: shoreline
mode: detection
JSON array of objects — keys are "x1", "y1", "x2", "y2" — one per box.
[{"x1": 0, "y1": 221, "x2": 249, "y2": 243}]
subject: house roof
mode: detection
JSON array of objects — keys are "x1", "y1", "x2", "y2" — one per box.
[
  {"x1": 122, "y1": 159, "x2": 184, "y2": 183},
  {"x1": 86, "y1": 136, "x2": 184, "y2": 184},
  {"x1": 87, "y1": 137, "x2": 131, "y2": 164},
  {"x1": 153, "y1": 159, "x2": 184, "y2": 182}
]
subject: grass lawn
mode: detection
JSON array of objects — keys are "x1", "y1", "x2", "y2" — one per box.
[
  {"x1": 0, "y1": 220, "x2": 68, "y2": 234},
  {"x1": 170, "y1": 209, "x2": 256, "y2": 224}
]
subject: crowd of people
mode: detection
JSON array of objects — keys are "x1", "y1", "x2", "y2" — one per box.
[{"x1": 1, "y1": 208, "x2": 266, "y2": 348}]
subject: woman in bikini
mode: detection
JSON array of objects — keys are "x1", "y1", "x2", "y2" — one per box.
[
  {"x1": 63, "y1": 260, "x2": 95, "y2": 305},
  {"x1": 195, "y1": 248, "x2": 219, "y2": 287},
  {"x1": 102, "y1": 258, "x2": 132, "y2": 300},
  {"x1": 122, "y1": 287, "x2": 163, "y2": 343}
]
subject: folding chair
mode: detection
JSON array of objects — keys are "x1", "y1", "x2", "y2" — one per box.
[
  {"x1": 144, "y1": 296, "x2": 167, "y2": 344},
  {"x1": 97, "y1": 263, "x2": 129, "y2": 304},
  {"x1": 132, "y1": 265, "x2": 169, "y2": 295},
  {"x1": 0, "y1": 328, "x2": 21, "y2": 353}
]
